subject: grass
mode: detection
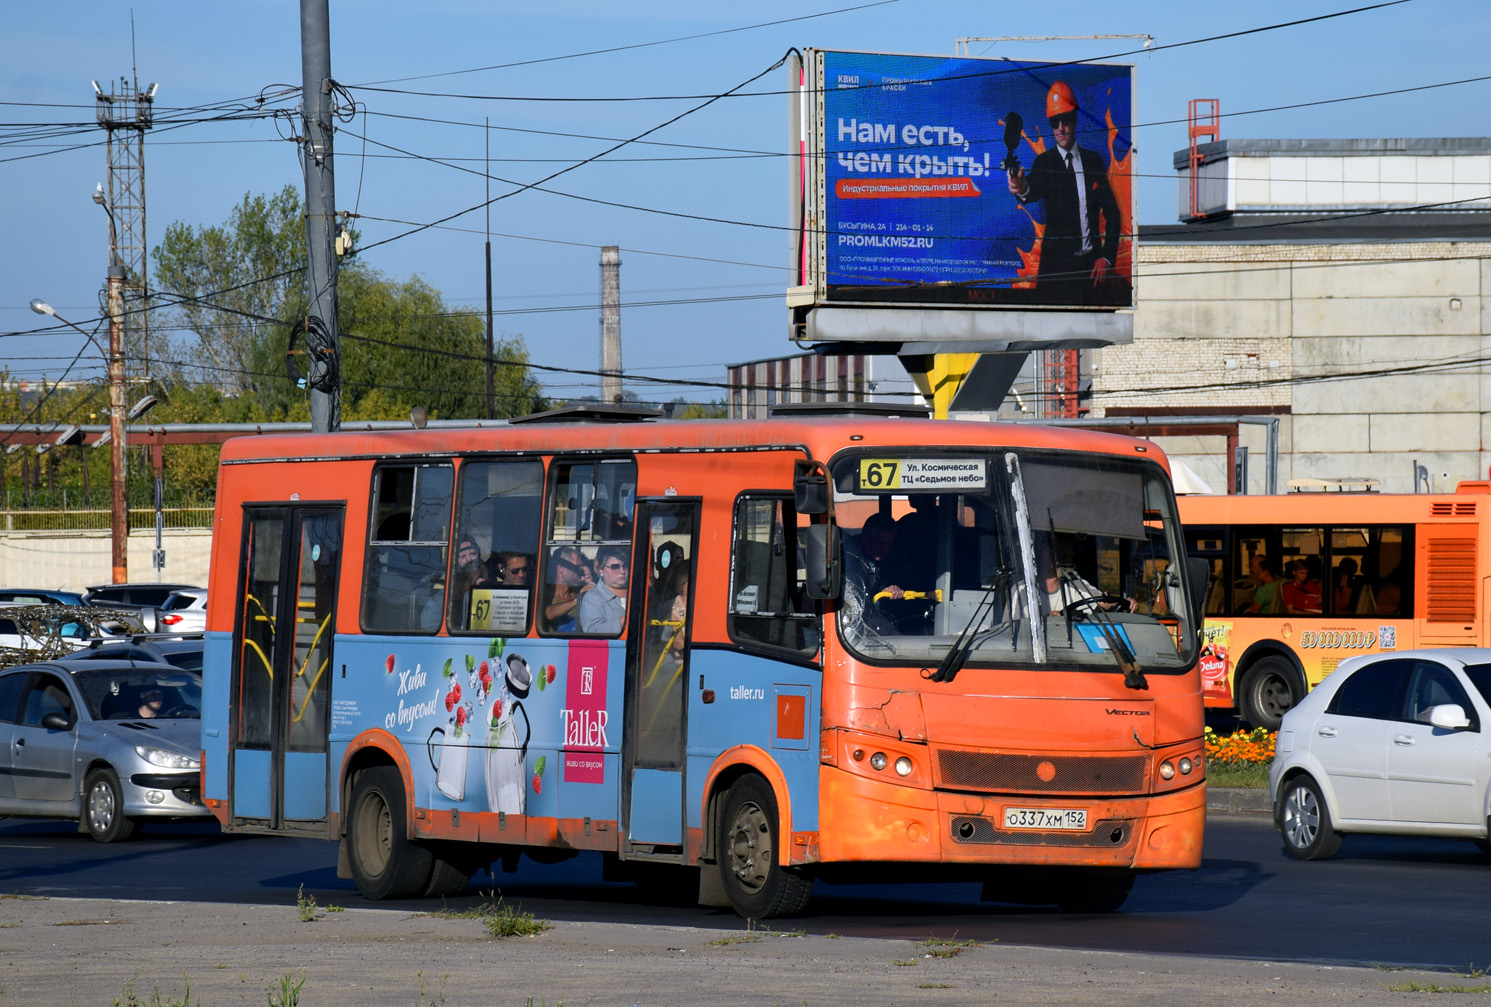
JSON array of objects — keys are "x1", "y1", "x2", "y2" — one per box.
[
  {"x1": 1381, "y1": 980, "x2": 1491, "y2": 994},
  {"x1": 1207, "y1": 761, "x2": 1270, "y2": 789},
  {"x1": 418, "y1": 893, "x2": 550, "y2": 938},
  {"x1": 919, "y1": 938, "x2": 981, "y2": 959},
  {"x1": 112, "y1": 978, "x2": 197, "y2": 1007},
  {"x1": 266, "y1": 972, "x2": 305, "y2": 1007},
  {"x1": 916, "y1": 984, "x2": 957, "y2": 989},
  {"x1": 295, "y1": 885, "x2": 318, "y2": 923}
]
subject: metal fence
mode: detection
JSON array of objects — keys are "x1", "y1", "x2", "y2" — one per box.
[{"x1": 0, "y1": 508, "x2": 214, "y2": 532}]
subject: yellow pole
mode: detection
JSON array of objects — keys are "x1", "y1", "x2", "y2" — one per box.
[{"x1": 902, "y1": 353, "x2": 979, "y2": 419}]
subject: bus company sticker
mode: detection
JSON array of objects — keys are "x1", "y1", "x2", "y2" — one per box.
[{"x1": 563, "y1": 640, "x2": 610, "y2": 784}]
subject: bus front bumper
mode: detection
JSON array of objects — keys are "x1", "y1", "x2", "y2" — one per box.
[{"x1": 816, "y1": 766, "x2": 1205, "y2": 869}]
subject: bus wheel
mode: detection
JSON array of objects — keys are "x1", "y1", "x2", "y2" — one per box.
[
  {"x1": 1239, "y1": 657, "x2": 1299, "y2": 731},
  {"x1": 420, "y1": 843, "x2": 479, "y2": 898},
  {"x1": 1278, "y1": 774, "x2": 1342, "y2": 861},
  {"x1": 719, "y1": 775, "x2": 813, "y2": 919},
  {"x1": 347, "y1": 767, "x2": 434, "y2": 899},
  {"x1": 1054, "y1": 868, "x2": 1134, "y2": 913}
]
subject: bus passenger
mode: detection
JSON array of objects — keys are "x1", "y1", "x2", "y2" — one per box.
[
  {"x1": 1246, "y1": 556, "x2": 1282, "y2": 615},
  {"x1": 494, "y1": 551, "x2": 532, "y2": 588},
  {"x1": 1281, "y1": 559, "x2": 1323, "y2": 615},
  {"x1": 545, "y1": 546, "x2": 594, "y2": 632},
  {"x1": 578, "y1": 546, "x2": 629, "y2": 634},
  {"x1": 840, "y1": 513, "x2": 903, "y2": 645}
]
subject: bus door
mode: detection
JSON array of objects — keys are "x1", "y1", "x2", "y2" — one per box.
[
  {"x1": 621, "y1": 499, "x2": 699, "y2": 854},
  {"x1": 230, "y1": 506, "x2": 343, "y2": 829}
]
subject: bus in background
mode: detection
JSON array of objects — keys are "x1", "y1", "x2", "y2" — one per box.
[
  {"x1": 1180, "y1": 481, "x2": 1491, "y2": 730},
  {"x1": 200, "y1": 406, "x2": 1208, "y2": 916}
]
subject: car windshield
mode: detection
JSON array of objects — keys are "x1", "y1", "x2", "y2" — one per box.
[
  {"x1": 830, "y1": 448, "x2": 1199, "y2": 672},
  {"x1": 72, "y1": 667, "x2": 203, "y2": 720}
]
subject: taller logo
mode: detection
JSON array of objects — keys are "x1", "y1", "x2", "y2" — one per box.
[{"x1": 563, "y1": 639, "x2": 610, "y2": 784}]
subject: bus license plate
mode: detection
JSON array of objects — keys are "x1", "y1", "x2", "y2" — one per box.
[{"x1": 1004, "y1": 807, "x2": 1087, "y2": 831}]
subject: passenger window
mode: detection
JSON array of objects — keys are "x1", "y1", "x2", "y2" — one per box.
[
  {"x1": 728, "y1": 496, "x2": 820, "y2": 656},
  {"x1": 0, "y1": 672, "x2": 26, "y2": 724},
  {"x1": 541, "y1": 459, "x2": 637, "y2": 636},
  {"x1": 22, "y1": 674, "x2": 72, "y2": 727},
  {"x1": 448, "y1": 459, "x2": 544, "y2": 635},
  {"x1": 1327, "y1": 659, "x2": 1410, "y2": 720},
  {"x1": 1402, "y1": 661, "x2": 1476, "y2": 728},
  {"x1": 361, "y1": 464, "x2": 454, "y2": 633}
]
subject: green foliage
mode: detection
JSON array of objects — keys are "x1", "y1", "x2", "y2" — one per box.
[
  {"x1": 294, "y1": 885, "x2": 317, "y2": 922},
  {"x1": 112, "y1": 977, "x2": 197, "y2": 1007},
  {"x1": 266, "y1": 971, "x2": 306, "y2": 1007}
]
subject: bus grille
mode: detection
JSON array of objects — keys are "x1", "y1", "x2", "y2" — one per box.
[
  {"x1": 934, "y1": 750, "x2": 1148, "y2": 795},
  {"x1": 950, "y1": 815, "x2": 1133, "y2": 847}
]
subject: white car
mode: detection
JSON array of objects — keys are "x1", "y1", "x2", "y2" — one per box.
[
  {"x1": 155, "y1": 589, "x2": 206, "y2": 634},
  {"x1": 1269, "y1": 647, "x2": 1491, "y2": 859}
]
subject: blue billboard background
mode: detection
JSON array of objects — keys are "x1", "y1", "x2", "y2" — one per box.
[{"x1": 820, "y1": 51, "x2": 1133, "y2": 308}]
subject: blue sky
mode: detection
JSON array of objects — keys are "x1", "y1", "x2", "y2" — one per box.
[{"x1": 3, "y1": 0, "x2": 1486, "y2": 406}]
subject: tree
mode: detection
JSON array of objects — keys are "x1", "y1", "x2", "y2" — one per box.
[{"x1": 152, "y1": 187, "x2": 545, "y2": 421}]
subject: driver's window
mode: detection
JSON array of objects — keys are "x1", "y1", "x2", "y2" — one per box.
[{"x1": 22, "y1": 674, "x2": 71, "y2": 727}]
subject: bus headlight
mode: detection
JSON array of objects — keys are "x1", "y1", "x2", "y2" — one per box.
[
  {"x1": 869, "y1": 752, "x2": 888, "y2": 771},
  {"x1": 894, "y1": 756, "x2": 913, "y2": 777},
  {"x1": 1179, "y1": 757, "x2": 1194, "y2": 775},
  {"x1": 1159, "y1": 760, "x2": 1176, "y2": 780}
]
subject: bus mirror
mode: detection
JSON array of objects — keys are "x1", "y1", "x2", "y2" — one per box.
[
  {"x1": 794, "y1": 459, "x2": 831, "y2": 515},
  {"x1": 802, "y1": 523, "x2": 841, "y2": 600},
  {"x1": 1185, "y1": 555, "x2": 1210, "y2": 619}
]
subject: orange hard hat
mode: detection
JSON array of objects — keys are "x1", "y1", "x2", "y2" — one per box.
[{"x1": 1046, "y1": 81, "x2": 1078, "y2": 120}]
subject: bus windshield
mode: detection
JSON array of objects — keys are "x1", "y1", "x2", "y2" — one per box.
[{"x1": 832, "y1": 449, "x2": 1198, "y2": 673}]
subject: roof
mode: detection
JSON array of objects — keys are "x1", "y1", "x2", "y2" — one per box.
[
  {"x1": 1173, "y1": 137, "x2": 1491, "y2": 170},
  {"x1": 1138, "y1": 212, "x2": 1491, "y2": 245}
]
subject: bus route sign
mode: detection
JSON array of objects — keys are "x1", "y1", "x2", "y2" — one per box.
[{"x1": 857, "y1": 458, "x2": 986, "y2": 492}]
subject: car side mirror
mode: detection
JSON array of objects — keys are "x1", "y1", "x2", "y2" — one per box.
[
  {"x1": 793, "y1": 459, "x2": 831, "y2": 516},
  {"x1": 41, "y1": 712, "x2": 71, "y2": 731},
  {"x1": 1428, "y1": 703, "x2": 1471, "y2": 730}
]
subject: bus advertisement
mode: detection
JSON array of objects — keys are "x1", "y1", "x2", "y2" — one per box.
[
  {"x1": 1181, "y1": 482, "x2": 1491, "y2": 730},
  {"x1": 200, "y1": 410, "x2": 1207, "y2": 916}
]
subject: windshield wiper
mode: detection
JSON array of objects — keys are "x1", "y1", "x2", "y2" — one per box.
[
  {"x1": 927, "y1": 568, "x2": 1013, "y2": 684},
  {"x1": 1061, "y1": 574, "x2": 1148, "y2": 691}
]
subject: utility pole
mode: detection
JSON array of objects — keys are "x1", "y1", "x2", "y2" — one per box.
[
  {"x1": 600, "y1": 246, "x2": 622, "y2": 404},
  {"x1": 300, "y1": 0, "x2": 341, "y2": 433},
  {"x1": 485, "y1": 118, "x2": 495, "y2": 419},
  {"x1": 106, "y1": 267, "x2": 128, "y2": 583}
]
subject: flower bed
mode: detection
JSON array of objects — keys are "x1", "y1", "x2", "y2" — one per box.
[{"x1": 1203, "y1": 727, "x2": 1276, "y2": 789}]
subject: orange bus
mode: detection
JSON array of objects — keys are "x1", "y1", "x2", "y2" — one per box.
[
  {"x1": 1181, "y1": 481, "x2": 1491, "y2": 729},
  {"x1": 200, "y1": 406, "x2": 1208, "y2": 916}
]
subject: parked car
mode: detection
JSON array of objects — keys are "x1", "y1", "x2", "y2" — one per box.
[
  {"x1": 155, "y1": 588, "x2": 206, "y2": 634},
  {"x1": 0, "y1": 658, "x2": 211, "y2": 841},
  {"x1": 84, "y1": 583, "x2": 201, "y2": 612},
  {"x1": 0, "y1": 589, "x2": 87, "y2": 607},
  {"x1": 1269, "y1": 647, "x2": 1491, "y2": 859},
  {"x1": 66, "y1": 637, "x2": 204, "y2": 673},
  {"x1": 0, "y1": 603, "x2": 146, "y2": 668}
]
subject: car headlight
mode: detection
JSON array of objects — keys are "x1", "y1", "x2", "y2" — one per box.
[{"x1": 135, "y1": 746, "x2": 199, "y2": 770}]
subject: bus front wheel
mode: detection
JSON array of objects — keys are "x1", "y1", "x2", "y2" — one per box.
[
  {"x1": 346, "y1": 767, "x2": 434, "y2": 900},
  {"x1": 1239, "y1": 657, "x2": 1300, "y2": 731},
  {"x1": 718, "y1": 775, "x2": 813, "y2": 919}
]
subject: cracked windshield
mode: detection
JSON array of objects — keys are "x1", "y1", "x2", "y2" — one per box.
[{"x1": 833, "y1": 450, "x2": 1199, "y2": 673}]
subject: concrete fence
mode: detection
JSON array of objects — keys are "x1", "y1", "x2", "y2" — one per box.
[{"x1": 0, "y1": 528, "x2": 213, "y2": 592}]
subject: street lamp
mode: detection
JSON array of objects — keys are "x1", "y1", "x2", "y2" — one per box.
[{"x1": 29, "y1": 297, "x2": 128, "y2": 584}]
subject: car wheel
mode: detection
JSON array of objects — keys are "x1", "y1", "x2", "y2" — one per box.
[
  {"x1": 345, "y1": 767, "x2": 433, "y2": 899},
  {"x1": 1239, "y1": 657, "x2": 1300, "y2": 731},
  {"x1": 1278, "y1": 774, "x2": 1342, "y2": 860},
  {"x1": 718, "y1": 774, "x2": 813, "y2": 919},
  {"x1": 84, "y1": 768, "x2": 138, "y2": 843}
]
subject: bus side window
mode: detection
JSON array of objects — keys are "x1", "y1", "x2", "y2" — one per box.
[
  {"x1": 728, "y1": 495, "x2": 820, "y2": 656},
  {"x1": 542, "y1": 458, "x2": 637, "y2": 636},
  {"x1": 448, "y1": 459, "x2": 544, "y2": 635},
  {"x1": 362, "y1": 464, "x2": 453, "y2": 633}
]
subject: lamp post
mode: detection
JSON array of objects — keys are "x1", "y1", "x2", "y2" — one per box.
[{"x1": 28, "y1": 296, "x2": 128, "y2": 584}]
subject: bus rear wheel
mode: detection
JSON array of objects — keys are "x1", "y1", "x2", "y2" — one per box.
[
  {"x1": 1239, "y1": 657, "x2": 1300, "y2": 731},
  {"x1": 346, "y1": 767, "x2": 434, "y2": 900},
  {"x1": 718, "y1": 775, "x2": 812, "y2": 919}
]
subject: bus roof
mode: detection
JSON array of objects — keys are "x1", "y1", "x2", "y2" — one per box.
[
  {"x1": 1179, "y1": 480, "x2": 1491, "y2": 523},
  {"x1": 217, "y1": 416, "x2": 1170, "y2": 469}
]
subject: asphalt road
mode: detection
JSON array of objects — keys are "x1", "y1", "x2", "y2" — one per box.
[{"x1": 2, "y1": 809, "x2": 1487, "y2": 972}]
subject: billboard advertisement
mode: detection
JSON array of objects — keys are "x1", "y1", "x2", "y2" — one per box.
[{"x1": 795, "y1": 50, "x2": 1134, "y2": 311}]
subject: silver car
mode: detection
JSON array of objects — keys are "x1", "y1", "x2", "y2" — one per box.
[
  {"x1": 0, "y1": 659, "x2": 211, "y2": 841},
  {"x1": 1269, "y1": 647, "x2": 1491, "y2": 860}
]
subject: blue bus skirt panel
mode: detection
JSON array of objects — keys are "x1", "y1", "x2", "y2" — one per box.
[
  {"x1": 687, "y1": 648, "x2": 820, "y2": 835},
  {"x1": 201, "y1": 631, "x2": 234, "y2": 802}
]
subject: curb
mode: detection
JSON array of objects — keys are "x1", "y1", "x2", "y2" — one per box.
[{"x1": 1206, "y1": 786, "x2": 1272, "y2": 816}]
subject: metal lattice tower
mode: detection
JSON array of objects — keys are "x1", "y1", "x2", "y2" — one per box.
[{"x1": 94, "y1": 75, "x2": 155, "y2": 380}]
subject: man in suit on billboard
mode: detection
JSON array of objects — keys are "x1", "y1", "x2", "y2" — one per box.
[{"x1": 1007, "y1": 81, "x2": 1123, "y2": 305}]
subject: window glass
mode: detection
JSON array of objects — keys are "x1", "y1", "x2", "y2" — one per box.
[
  {"x1": 541, "y1": 459, "x2": 637, "y2": 636},
  {"x1": 1462, "y1": 663, "x2": 1491, "y2": 710},
  {"x1": 1402, "y1": 661, "x2": 1477, "y2": 728},
  {"x1": 1327, "y1": 659, "x2": 1410, "y2": 720},
  {"x1": 1182, "y1": 527, "x2": 1227, "y2": 617},
  {"x1": 21, "y1": 674, "x2": 72, "y2": 727},
  {"x1": 449, "y1": 460, "x2": 545, "y2": 635},
  {"x1": 362, "y1": 464, "x2": 453, "y2": 633},
  {"x1": 728, "y1": 496, "x2": 820, "y2": 656},
  {"x1": 1278, "y1": 527, "x2": 1326, "y2": 616},
  {"x1": 0, "y1": 671, "x2": 25, "y2": 724}
]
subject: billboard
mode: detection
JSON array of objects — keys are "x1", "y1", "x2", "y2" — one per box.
[{"x1": 792, "y1": 50, "x2": 1135, "y2": 312}]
